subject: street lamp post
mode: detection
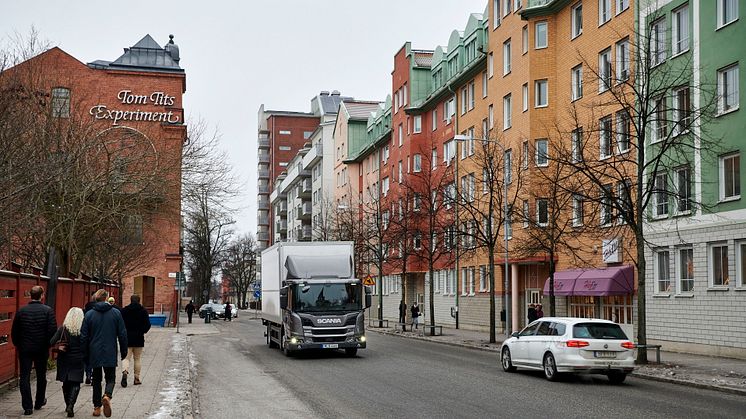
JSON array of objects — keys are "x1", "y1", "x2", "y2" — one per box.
[{"x1": 454, "y1": 135, "x2": 511, "y2": 336}]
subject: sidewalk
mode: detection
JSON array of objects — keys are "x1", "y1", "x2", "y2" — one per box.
[
  {"x1": 0, "y1": 325, "x2": 197, "y2": 418},
  {"x1": 368, "y1": 324, "x2": 746, "y2": 396}
]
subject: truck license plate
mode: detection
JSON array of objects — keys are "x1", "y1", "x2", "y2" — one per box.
[
  {"x1": 322, "y1": 344, "x2": 339, "y2": 349},
  {"x1": 594, "y1": 351, "x2": 616, "y2": 358}
]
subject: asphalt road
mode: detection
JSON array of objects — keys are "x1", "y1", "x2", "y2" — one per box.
[{"x1": 190, "y1": 314, "x2": 745, "y2": 419}]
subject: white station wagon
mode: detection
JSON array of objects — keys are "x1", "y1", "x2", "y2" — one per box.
[{"x1": 500, "y1": 317, "x2": 636, "y2": 383}]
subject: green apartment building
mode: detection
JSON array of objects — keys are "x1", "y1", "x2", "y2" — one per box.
[{"x1": 643, "y1": 0, "x2": 745, "y2": 357}]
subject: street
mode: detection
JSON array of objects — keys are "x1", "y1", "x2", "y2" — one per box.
[{"x1": 189, "y1": 314, "x2": 745, "y2": 419}]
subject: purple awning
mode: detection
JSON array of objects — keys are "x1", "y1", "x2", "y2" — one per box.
[{"x1": 543, "y1": 265, "x2": 634, "y2": 296}]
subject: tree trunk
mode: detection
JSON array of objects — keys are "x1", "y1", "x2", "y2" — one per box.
[
  {"x1": 487, "y1": 247, "x2": 496, "y2": 343},
  {"x1": 549, "y1": 250, "x2": 556, "y2": 317},
  {"x1": 636, "y1": 228, "x2": 648, "y2": 364}
]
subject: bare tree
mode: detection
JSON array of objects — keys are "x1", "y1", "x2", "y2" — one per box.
[{"x1": 222, "y1": 233, "x2": 258, "y2": 309}]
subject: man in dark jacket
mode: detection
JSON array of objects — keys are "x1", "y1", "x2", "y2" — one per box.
[
  {"x1": 185, "y1": 300, "x2": 195, "y2": 324},
  {"x1": 120, "y1": 294, "x2": 151, "y2": 387},
  {"x1": 11, "y1": 285, "x2": 57, "y2": 415},
  {"x1": 81, "y1": 289, "x2": 127, "y2": 417}
]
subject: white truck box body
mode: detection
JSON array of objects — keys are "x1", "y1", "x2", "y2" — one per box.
[{"x1": 260, "y1": 241, "x2": 355, "y2": 324}]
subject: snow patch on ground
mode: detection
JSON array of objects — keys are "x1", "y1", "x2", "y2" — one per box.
[{"x1": 149, "y1": 333, "x2": 194, "y2": 419}]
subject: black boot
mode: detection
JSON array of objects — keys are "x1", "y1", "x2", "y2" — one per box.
[{"x1": 66, "y1": 384, "x2": 80, "y2": 417}]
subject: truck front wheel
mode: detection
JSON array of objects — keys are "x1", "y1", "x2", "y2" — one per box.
[{"x1": 344, "y1": 348, "x2": 358, "y2": 357}]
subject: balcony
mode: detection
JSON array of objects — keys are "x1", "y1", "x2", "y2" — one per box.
[
  {"x1": 300, "y1": 225, "x2": 312, "y2": 241},
  {"x1": 527, "y1": 0, "x2": 551, "y2": 7},
  {"x1": 257, "y1": 232, "x2": 269, "y2": 243},
  {"x1": 297, "y1": 178, "x2": 312, "y2": 198},
  {"x1": 295, "y1": 201, "x2": 312, "y2": 221},
  {"x1": 303, "y1": 142, "x2": 324, "y2": 167},
  {"x1": 276, "y1": 218, "x2": 287, "y2": 232},
  {"x1": 258, "y1": 137, "x2": 270, "y2": 149},
  {"x1": 258, "y1": 168, "x2": 270, "y2": 179},
  {"x1": 258, "y1": 153, "x2": 270, "y2": 164},
  {"x1": 258, "y1": 184, "x2": 270, "y2": 194},
  {"x1": 257, "y1": 215, "x2": 269, "y2": 226},
  {"x1": 258, "y1": 197, "x2": 270, "y2": 210},
  {"x1": 275, "y1": 201, "x2": 287, "y2": 215}
]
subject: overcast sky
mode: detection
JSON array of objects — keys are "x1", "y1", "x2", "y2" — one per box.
[{"x1": 3, "y1": 0, "x2": 488, "y2": 235}]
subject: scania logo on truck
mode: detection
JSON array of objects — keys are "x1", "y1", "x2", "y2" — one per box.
[{"x1": 317, "y1": 318, "x2": 342, "y2": 324}]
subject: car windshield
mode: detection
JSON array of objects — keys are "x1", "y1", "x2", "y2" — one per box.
[
  {"x1": 573, "y1": 322, "x2": 628, "y2": 340},
  {"x1": 293, "y1": 282, "x2": 362, "y2": 313}
]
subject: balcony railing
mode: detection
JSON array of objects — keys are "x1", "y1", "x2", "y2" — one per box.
[
  {"x1": 258, "y1": 153, "x2": 270, "y2": 164},
  {"x1": 296, "y1": 202, "x2": 312, "y2": 220},
  {"x1": 258, "y1": 184, "x2": 270, "y2": 194},
  {"x1": 300, "y1": 225, "x2": 312, "y2": 240},
  {"x1": 258, "y1": 138, "x2": 270, "y2": 148},
  {"x1": 275, "y1": 201, "x2": 287, "y2": 215},
  {"x1": 276, "y1": 219, "x2": 287, "y2": 232},
  {"x1": 527, "y1": 0, "x2": 551, "y2": 7},
  {"x1": 257, "y1": 215, "x2": 269, "y2": 226},
  {"x1": 258, "y1": 169, "x2": 270, "y2": 179}
]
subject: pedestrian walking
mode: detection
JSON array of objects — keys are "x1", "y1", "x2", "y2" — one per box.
[
  {"x1": 224, "y1": 302, "x2": 232, "y2": 321},
  {"x1": 536, "y1": 304, "x2": 544, "y2": 319},
  {"x1": 11, "y1": 285, "x2": 57, "y2": 416},
  {"x1": 185, "y1": 300, "x2": 195, "y2": 324},
  {"x1": 51, "y1": 307, "x2": 86, "y2": 417},
  {"x1": 120, "y1": 294, "x2": 151, "y2": 388},
  {"x1": 410, "y1": 301, "x2": 420, "y2": 330},
  {"x1": 81, "y1": 289, "x2": 127, "y2": 418},
  {"x1": 398, "y1": 300, "x2": 407, "y2": 328},
  {"x1": 107, "y1": 297, "x2": 120, "y2": 312},
  {"x1": 527, "y1": 303, "x2": 538, "y2": 323},
  {"x1": 83, "y1": 292, "x2": 96, "y2": 385}
]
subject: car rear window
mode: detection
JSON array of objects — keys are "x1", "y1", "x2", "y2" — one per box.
[{"x1": 572, "y1": 323, "x2": 627, "y2": 340}]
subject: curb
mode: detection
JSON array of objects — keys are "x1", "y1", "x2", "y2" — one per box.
[{"x1": 369, "y1": 328, "x2": 746, "y2": 397}]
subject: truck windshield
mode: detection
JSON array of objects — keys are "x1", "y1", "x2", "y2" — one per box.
[{"x1": 293, "y1": 283, "x2": 361, "y2": 312}]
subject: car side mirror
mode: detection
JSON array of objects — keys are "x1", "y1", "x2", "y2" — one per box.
[
  {"x1": 511, "y1": 331, "x2": 520, "y2": 338},
  {"x1": 364, "y1": 286, "x2": 372, "y2": 309},
  {"x1": 279, "y1": 287, "x2": 288, "y2": 310}
]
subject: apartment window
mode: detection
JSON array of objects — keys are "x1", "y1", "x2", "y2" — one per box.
[
  {"x1": 572, "y1": 2, "x2": 583, "y2": 38},
  {"x1": 488, "y1": 53, "x2": 494, "y2": 78},
  {"x1": 599, "y1": 0, "x2": 611, "y2": 25},
  {"x1": 718, "y1": 64, "x2": 740, "y2": 114},
  {"x1": 522, "y1": 200, "x2": 530, "y2": 228},
  {"x1": 432, "y1": 149, "x2": 438, "y2": 169},
  {"x1": 382, "y1": 177, "x2": 389, "y2": 197},
  {"x1": 535, "y1": 21, "x2": 548, "y2": 49},
  {"x1": 482, "y1": 71, "x2": 489, "y2": 98},
  {"x1": 673, "y1": 86, "x2": 691, "y2": 135},
  {"x1": 503, "y1": 94, "x2": 512, "y2": 130},
  {"x1": 572, "y1": 194, "x2": 584, "y2": 226},
  {"x1": 572, "y1": 127, "x2": 583, "y2": 162},
  {"x1": 522, "y1": 141, "x2": 529, "y2": 169},
  {"x1": 653, "y1": 172, "x2": 669, "y2": 217},
  {"x1": 469, "y1": 81, "x2": 476, "y2": 110},
  {"x1": 279, "y1": 162, "x2": 289, "y2": 167},
  {"x1": 616, "y1": 0, "x2": 629, "y2": 14},
  {"x1": 432, "y1": 109, "x2": 438, "y2": 131},
  {"x1": 461, "y1": 87, "x2": 468, "y2": 115},
  {"x1": 482, "y1": 168, "x2": 489, "y2": 194},
  {"x1": 479, "y1": 266, "x2": 488, "y2": 292},
  {"x1": 616, "y1": 39, "x2": 629, "y2": 82},
  {"x1": 601, "y1": 184, "x2": 613, "y2": 225},
  {"x1": 571, "y1": 65, "x2": 583, "y2": 100},
  {"x1": 493, "y1": 0, "x2": 501, "y2": 29},
  {"x1": 535, "y1": 139, "x2": 548, "y2": 166},
  {"x1": 720, "y1": 152, "x2": 741, "y2": 201},
  {"x1": 398, "y1": 124, "x2": 404, "y2": 146},
  {"x1": 515, "y1": 0, "x2": 523, "y2": 10},
  {"x1": 651, "y1": 18, "x2": 666, "y2": 66},
  {"x1": 616, "y1": 110, "x2": 630, "y2": 153},
  {"x1": 599, "y1": 116, "x2": 612, "y2": 158},
  {"x1": 535, "y1": 79, "x2": 548, "y2": 108},
  {"x1": 506, "y1": 206, "x2": 513, "y2": 239},
  {"x1": 413, "y1": 154, "x2": 422, "y2": 172},
  {"x1": 678, "y1": 247, "x2": 694, "y2": 293},
  {"x1": 279, "y1": 130, "x2": 291, "y2": 135},
  {"x1": 382, "y1": 144, "x2": 390, "y2": 162},
  {"x1": 51, "y1": 87, "x2": 70, "y2": 118},
  {"x1": 504, "y1": 150, "x2": 513, "y2": 183},
  {"x1": 278, "y1": 146, "x2": 291, "y2": 151},
  {"x1": 653, "y1": 95, "x2": 667, "y2": 141},
  {"x1": 522, "y1": 26, "x2": 528, "y2": 54},
  {"x1": 710, "y1": 243, "x2": 729, "y2": 287},
  {"x1": 503, "y1": 0, "x2": 511, "y2": 17},
  {"x1": 522, "y1": 83, "x2": 529, "y2": 112},
  {"x1": 413, "y1": 194, "x2": 421, "y2": 212},
  {"x1": 443, "y1": 140, "x2": 455, "y2": 164},
  {"x1": 617, "y1": 180, "x2": 631, "y2": 224},
  {"x1": 738, "y1": 241, "x2": 746, "y2": 287},
  {"x1": 672, "y1": 4, "x2": 689, "y2": 56},
  {"x1": 599, "y1": 48, "x2": 612, "y2": 92},
  {"x1": 503, "y1": 39, "x2": 512, "y2": 75},
  {"x1": 398, "y1": 161, "x2": 403, "y2": 183},
  {"x1": 413, "y1": 115, "x2": 422, "y2": 134},
  {"x1": 655, "y1": 250, "x2": 671, "y2": 293},
  {"x1": 537, "y1": 199, "x2": 549, "y2": 226},
  {"x1": 413, "y1": 233, "x2": 422, "y2": 250},
  {"x1": 676, "y1": 166, "x2": 691, "y2": 212},
  {"x1": 718, "y1": 0, "x2": 739, "y2": 28}
]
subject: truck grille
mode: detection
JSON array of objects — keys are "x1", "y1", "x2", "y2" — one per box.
[{"x1": 311, "y1": 328, "x2": 347, "y2": 336}]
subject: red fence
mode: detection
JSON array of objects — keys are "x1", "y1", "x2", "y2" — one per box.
[{"x1": 0, "y1": 267, "x2": 120, "y2": 385}]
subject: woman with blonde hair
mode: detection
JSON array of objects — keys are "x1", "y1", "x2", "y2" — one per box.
[{"x1": 51, "y1": 307, "x2": 85, "y2": 417}]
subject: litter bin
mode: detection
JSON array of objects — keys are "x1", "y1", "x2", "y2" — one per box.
[{"x1": 204, "y1": 307, "x2": 212, "y2": 323}]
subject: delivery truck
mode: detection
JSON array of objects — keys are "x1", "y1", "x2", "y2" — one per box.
[{"x1": 261, "y1": 241, "x2": 371, "y2": 356}]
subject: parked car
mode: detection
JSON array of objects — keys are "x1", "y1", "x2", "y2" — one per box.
[
  {"x1": 500, "y1": 317, "x2": 635, "y2": 383},
  {"x1": 198, "y1": 303, "x2": 223, "y2": 319}
]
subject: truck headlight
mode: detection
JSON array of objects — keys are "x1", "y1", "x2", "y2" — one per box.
[
  {"x1": 359, "y1": 336, "x2": 366, "y2": 342},
  {"x1": 290, "y1": 337, "x2": 298, "y2": 344}
]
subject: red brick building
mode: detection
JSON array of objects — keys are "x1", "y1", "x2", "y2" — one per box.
[{"x1": 2, "y1": 35, "x2": 186, "y2": 315}]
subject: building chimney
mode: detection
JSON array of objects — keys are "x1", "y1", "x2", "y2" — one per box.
[{"x1": 320, "y1": 91, "x2": 330, "y2": 96}]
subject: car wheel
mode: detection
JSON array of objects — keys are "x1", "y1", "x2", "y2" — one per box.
[
  {"x1": 543, "y1": 353, "x2": 560, "y2": 382},
  {"x1": 501, "y1": 348, "x2": 517, "y2": 372},
  {"x1": 607, "y1": 372, "x2": 627, "y2": 384},
  {"x1": 345, "y1": 348, "x2": 358, "y2": 357}
]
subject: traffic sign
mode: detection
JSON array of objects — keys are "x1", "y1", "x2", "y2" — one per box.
[
  {"x1": 363, "y1": 275, "x2": 375, "y2": 286},
  {"x1": 253, "y1": 290, "x2": 261, "y2": 299}
]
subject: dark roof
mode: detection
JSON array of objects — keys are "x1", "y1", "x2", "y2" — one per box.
[
  {"x1": 318, "y1": 92, "x2": 353, "y2": 115},
  {"x1": 87, "y1": 34, "x2": 183, "y2": 73}
]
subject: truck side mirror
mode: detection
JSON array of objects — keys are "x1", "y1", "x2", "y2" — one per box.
[
  {"x1": 279, "y1": 287, "x2": 288, "y2": 310},
  {"x1": 364, "y1": 286, "x2": 372, "y2": 309}
]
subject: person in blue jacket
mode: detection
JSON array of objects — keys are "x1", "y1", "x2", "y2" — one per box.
[{"x1": 81, "y1": 289, "x2": 127, "y2": 418}]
